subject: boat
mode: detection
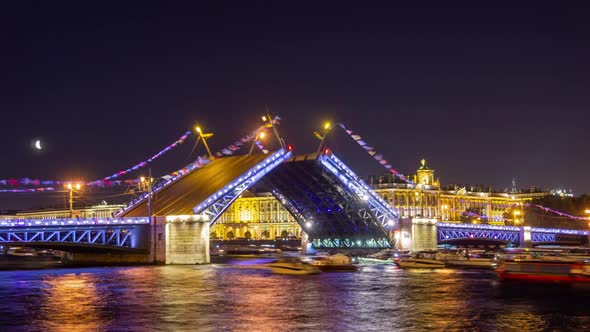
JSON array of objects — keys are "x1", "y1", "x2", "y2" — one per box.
[
  {"x1": 395, "y1": 251, "x2": 446, "y2": 269},
  {"x1": 496, "y1": 248, "x2": 590, "y2": 284},
  {"x1": 268, "y1": 257, "x2": 321, "y2": 275},
  {"x1": 310, "y1": 253, "x2": 358, "y2": 271},
  {"x1": 441, "y1": 251, "x2": 498, "y2": 270}
]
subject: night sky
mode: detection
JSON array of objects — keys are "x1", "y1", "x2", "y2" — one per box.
[{"x1": 1, "y1": 2, "x2": 589, "y2": 209}]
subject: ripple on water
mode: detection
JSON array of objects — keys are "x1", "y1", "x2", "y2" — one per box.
[{"x1": 0, "y1": 264, "x2": 589, "y2": 331}]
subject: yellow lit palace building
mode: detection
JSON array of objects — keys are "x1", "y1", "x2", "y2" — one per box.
[{"x1": 211, "y1": 159, "x2": 548, "y2": 240}]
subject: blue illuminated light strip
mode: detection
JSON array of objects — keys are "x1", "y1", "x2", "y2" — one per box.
[
  {"x1": 531, "y1": 233, "x2": 557, "y2": 242},
  {"x1": 317, "y1": 153, "x2": 399, "y2": 226},
  {"x1": 0, "y1": 227, "x2": 138, "y2": 248},
  {"x1": 437, "y1": 223, "x2": 589, "y2": 237},
  {"x1": 193, "y1": 149, "x2": 292, "y2": 223},
  {"x1": 530, "y1": 228, "x2": 589, "y2": 236},
  {"x1": 311, "y1": 237, "x2": 390, "y2": 248},
  {"x1": 437, "y1": 222, "x2": 521, "y2": 232},
  {"x1": 438, "y1": 228, "x2": 519, "y2": 243},
  {"x1": 0, "y1": 217, "x2": 149, "y2": 228},
  {"x1": 115, "y1": 159, "x2": 213, "y2": 216},
  {"x1": 271, "y1": 189, "x2": 308, "y2": 224}
]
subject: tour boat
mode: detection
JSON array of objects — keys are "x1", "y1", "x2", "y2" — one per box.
[
  {"x1": 496, "y1": 249, "x2": 590, "y2": 284},
  {"x1": 442, "y1": 252, "x2": 498, "y2": 270},
  {"x1": 395, "y1": 251, "x2": 446, "y2": 269},
  {"x1": 310, "y1": 253, "x2": 358, "y2": 272},
  {"x1": 357, "y1": 249, "x2": 395, "y2": 265},
  {"x1": 268, "y1": 258, "x2": 321, "y2": 275}
]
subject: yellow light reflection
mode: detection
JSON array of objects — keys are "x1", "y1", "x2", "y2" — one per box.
[{"x1": 34, "y1": 273, "x2": 103, "y2": 331}]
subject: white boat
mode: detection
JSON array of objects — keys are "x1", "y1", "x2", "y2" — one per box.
[
  {"x1": 310, "y1": 254, "x2": 358, "y2": 271},
  {"x1": 445, "y1": 259, "x2": 496, "y2": 269},
  {"x1": 395, "y1": 251, "x2": 445, "y2": 269},
  {"x1": 268, "y1": 258, "x2": 321, "y2": 275},
  {"x1": 442, "y1": 252, "x2": 498, "y2": 270}
]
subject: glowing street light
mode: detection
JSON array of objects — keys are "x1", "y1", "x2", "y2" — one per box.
[
  {"x1": 315, "y1": 120, "x2": 333, "y2": 154},
  {"x1": 65, "y1": 182, "x2": 82, "y2": 216},
  {"x1": 260, "y1": 112, "x2": 285, "y2": 149},
  {"x1": 248, "y1": 131, "x2": 267, "y2": 155},
  {"x1": 513, "y1": 210, "x2": 522, "y2": 224},
  {"x1": 194, "y1": 125, "x2": 214, "y2": 158}
]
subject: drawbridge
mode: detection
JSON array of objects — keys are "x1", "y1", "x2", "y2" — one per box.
[{"x1": 117, "y1": 148, "x2": 398, "y2": 249}]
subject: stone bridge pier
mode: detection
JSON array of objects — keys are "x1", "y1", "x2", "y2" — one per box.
[{"x1": 66, "y1": 215, "x2": 210, "y2": 265}]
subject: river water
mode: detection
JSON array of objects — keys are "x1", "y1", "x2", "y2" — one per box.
[{"x1": 1, "y1": 258, "x2": 589, "y2": 331}]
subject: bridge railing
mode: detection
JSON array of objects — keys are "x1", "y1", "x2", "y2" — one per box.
[{"x1": 0, "y1": 217, "x2": 150, "y2": 228}]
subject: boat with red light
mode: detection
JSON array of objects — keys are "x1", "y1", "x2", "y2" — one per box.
[{"x1": 496, "y1": 248, "x2": 590, "y2": 284}]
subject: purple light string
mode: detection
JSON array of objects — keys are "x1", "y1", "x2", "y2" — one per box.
[
  {"x1": 97, "y1": 130, "x2": 192, "y2": 182},
  {"x1": 1, "y1": 131, "x2": 192, "y2": 192},
  {"x1": 526, "y1": 204, "x2": 589, "y2": 221},
  {"x1": 338, "y1": 123, "x2": 414, "y2": 184}
]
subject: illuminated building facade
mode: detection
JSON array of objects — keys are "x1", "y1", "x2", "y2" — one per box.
[
  {"x1": 213, "y1": 159, "x2": 549, "y2": 239},
  {"x1": 0, "y1": 204, "x2": 126, "y2": 220},
  {"x1": 210, "y1": 192, "x2": 301, "y2": 240}
]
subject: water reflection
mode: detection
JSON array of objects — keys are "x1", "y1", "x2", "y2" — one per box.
[
  {"x1": 34, "y1": 272, "x2": 103, "y2": 331},
  {"x1": 0, "y1": 264, "x2": 589, "y2": 331}
]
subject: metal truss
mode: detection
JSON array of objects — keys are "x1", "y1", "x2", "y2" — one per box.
[
  {"x1": 438, "y1": 227, "x2": 519, "y2": 244},
  {"x1": 271, "y1": 189, "x2": 307, "y2": 225},
  {"x1": 0, "y1": 225, "x2": 140, "y2": 248},
  {"x1": 310, "y1": 237, "x2": 391, "y2": 249},
  {"x1": 263, "y1": 155, "x2": 391, "y2": 244},
  {"x1": 318, "y1": 152, "x2": 399, "y2": 227},
  {"x1": 531, "y1": 233, "x2": 556, "y2": 243},
  {"x1": 192, "y1": 149, "x2": 292, "y2": 225}
]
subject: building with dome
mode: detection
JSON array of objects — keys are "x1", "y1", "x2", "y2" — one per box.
[{"x1": 210, "y1": 159, "x2": 549, "y2": 240}]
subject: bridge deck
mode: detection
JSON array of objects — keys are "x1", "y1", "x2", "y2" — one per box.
[
  {"x1": 259, "y1": 152, "x2": 390, "y2": 246},
  {"x1": 120, "y1": 154, "x2": 271, "y2": 217}
]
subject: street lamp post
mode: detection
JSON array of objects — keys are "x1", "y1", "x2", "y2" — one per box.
[
  {"x1": 315, "y1": 121, "x2": 332, "y2": 154},
  {"x1": 140, "y1": 170, "x2": 156, "y2": 262},
  {"x1": 195, "y1": 126, "x2": 214, "y2": 159},
  {"x1": 65, "y1": 183, "x2": 82, "y2": 217},
  {"x1": 262, "y1": 112, "x2": 285, "y2": 149},
  {"x1": 248, "y1": 131, "x2": 266, "y2": 155}
]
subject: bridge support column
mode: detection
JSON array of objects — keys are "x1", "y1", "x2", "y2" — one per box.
[
  {"x1": 301, "y1": 232, "x2": 310, "y2": 255},
  {"x1": 519, "y1": 226, "x2": 532, "y2": 248},
  {"x1": 397, "y1": 218, "x2": 438, "y2": 251},
  {"x1": 164, "y1": 215, "x2": 210, "y2": 264}
]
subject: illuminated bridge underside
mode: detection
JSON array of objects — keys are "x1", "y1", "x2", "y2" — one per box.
[
  {"x1": 0, "y1": 218, "x2": 150, "y2": 251},
  {"x1": 438, "y1": 223, "x2": 589, "y2": 246},
  {"x1": 438, "y1": 227, "x2": 519, "y2": 244},
  {"x1": 259, "y1": 152, "x2": 398, "y2": 249},
  {"x1": 119, "y1": 152, "x2": 288, "y2": 217}
]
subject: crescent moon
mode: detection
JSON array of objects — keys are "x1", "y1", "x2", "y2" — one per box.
[{"x1": 35, "y1": 140, "x2": 42, "y2": 150}]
